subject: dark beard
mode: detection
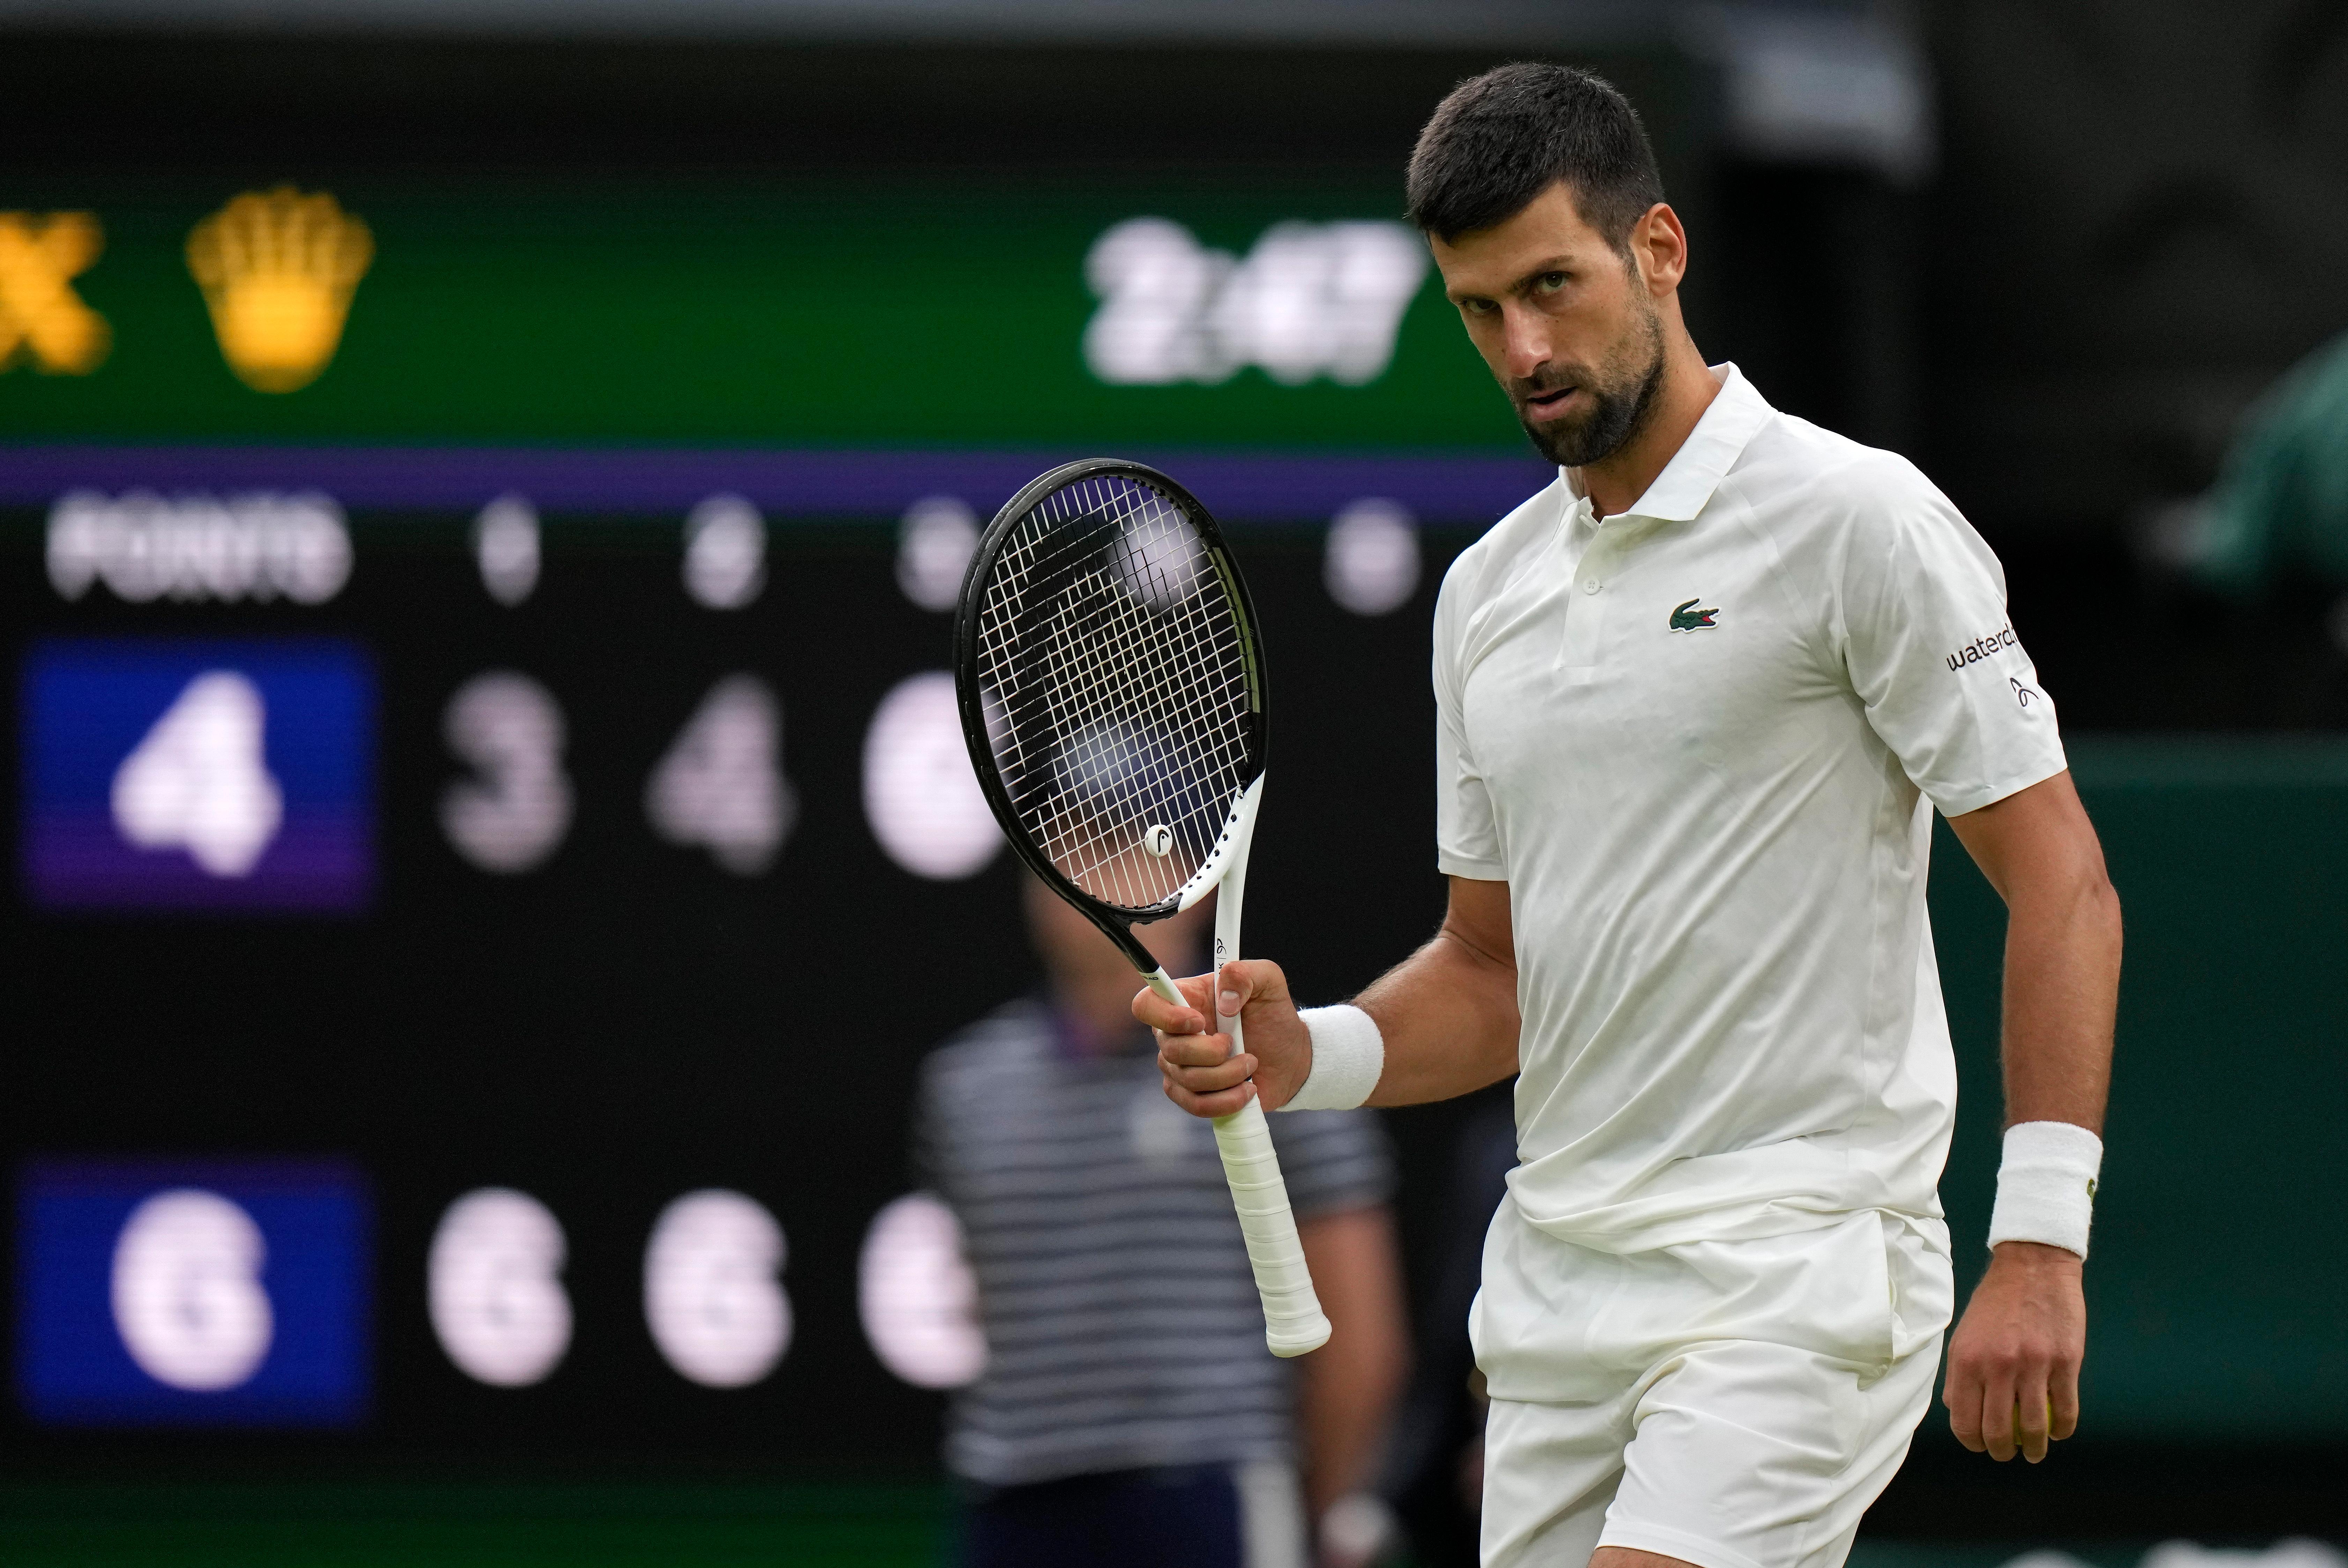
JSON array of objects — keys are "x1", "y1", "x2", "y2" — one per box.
[{"x1": 1517, "y1": 313, "x2": 1667, "y2": 469}]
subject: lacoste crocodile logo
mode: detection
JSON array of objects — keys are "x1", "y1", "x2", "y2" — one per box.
[{"x1": 1669, "y1": 598, "x2": 1719, "y2": 632}]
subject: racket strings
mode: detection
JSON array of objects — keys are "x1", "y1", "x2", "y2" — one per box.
[
  {"x1": 1008, "y1": 482, "x2": 1245, "y2": 906},
  {"x1": 972, "y1": 474, "x2": 1257, "y2": 913}
]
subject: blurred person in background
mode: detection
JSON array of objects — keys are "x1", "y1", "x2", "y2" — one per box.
[
  {"x1": 914, "y1": 874, "x2": 1410, "y2": 1568},
  {"x1": 2157, "y1": 329, "x2": 2348, "y2": 641}
]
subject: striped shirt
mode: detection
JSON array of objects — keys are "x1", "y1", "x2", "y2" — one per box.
[{"x1": 916, "y1": 999, "x2": 1394, "y2": 1488}]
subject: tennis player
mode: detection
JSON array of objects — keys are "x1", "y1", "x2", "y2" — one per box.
[{"x1": 1143, "y1": 63, "x2": 2122, "y2": 1568}]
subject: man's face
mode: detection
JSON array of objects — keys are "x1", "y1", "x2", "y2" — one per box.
[{"x1": 1432, "y1": 181, "x2": 1666, "y2": 468}]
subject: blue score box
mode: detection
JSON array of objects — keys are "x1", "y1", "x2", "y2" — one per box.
[
  {"x1": 20, "y1": 638, "x2": 375, "y2": 911},
  {"x1": 15, "y1": 1158, "x2": 372, "y2": 1428}
]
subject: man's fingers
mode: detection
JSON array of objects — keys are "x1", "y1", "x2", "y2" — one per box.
[
  {"x1": 1162, "y1": 1042, "x2": 1255, "y2": 1089},
  {"x1": 1132, "y1": 972, "x2": 1214, "y2": 1035},
  {"x1": 1980, "y1": 1374, "x2": 2019, "y2": 1463},
  {"x1": 2051, "y1": 1362, "x2": 2081, "y2": 1443},
  {"x1": 1152, "y1": 958, "x2": 1294, "y2": 1121},
  {"x1": 1157, "y1": 1029, "x2": 1238, "y2": 1069},
  {"x1": 2015, "y1": 1379, "x2": 2052, "y2": 1464},
  {"x1": 1213, "y1": 957, "x2": 1290, "y2": 1020},
  {"x1": 1160, "y1": 1051, "x2": 1256, "y2": 1118},
  {"x1": 1943, "y1": 1365, "x2": 1987, "y2": 1454},
  {"x1": 1157, "y1": 1016, "x2": 1252, "y2": 1087}
]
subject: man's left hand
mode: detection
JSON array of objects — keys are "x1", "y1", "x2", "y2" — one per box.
[{"x1": 1942, "y1": 1240, "x2": 2085, "y2": 1463}]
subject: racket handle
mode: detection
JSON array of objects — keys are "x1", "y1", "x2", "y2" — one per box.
[
  {"x1": 1213, "y1": 1098, "x2": 1332, "y2": 1357},
  {"x1": 1145, "y1": 968, "x2": 1330, "y2": 1356},
  {"x1": 1143, "y1": 968, "x2": 1191, "y2": 1013}
]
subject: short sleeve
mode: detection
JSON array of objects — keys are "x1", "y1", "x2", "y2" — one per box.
[
  {"x1": 1836, "y1": 465, "x2": 2068, "y2": 817},
  {"x1": 1433, "y1": 568, "x2": 1506, "y2": 878},
  {"x1": 1266, "y1": 1107, "x2": 1396, "y2": 1219}
]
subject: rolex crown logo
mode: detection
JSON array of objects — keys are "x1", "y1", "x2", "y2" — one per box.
[{"x1": 186, "y1": 186, "x2": 374, "y2": 393}]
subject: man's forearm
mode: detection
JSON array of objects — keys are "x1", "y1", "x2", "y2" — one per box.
[
  {"x1": 1148, "y1": 877, "x2": 1515, "y2": 1119},
  {"x1": 1998, "y1": 867, "x2": 2121, "y2": 1130},
  {"x1": 1944, "y1": 774, "x2": 2121, "y2": 1135},
  {"x1": 1355, "y1": 924, "x2": 1519, "y2": 1107}
]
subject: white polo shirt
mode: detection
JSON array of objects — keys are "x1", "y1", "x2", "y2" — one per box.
[{"x1": 1436, "y1": 364, "x2": 2065, "y2": 1256}]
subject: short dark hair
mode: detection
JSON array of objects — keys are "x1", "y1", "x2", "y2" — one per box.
[{"x1": 1406, "y1": 63, "x2": 1665, "y2": 248}]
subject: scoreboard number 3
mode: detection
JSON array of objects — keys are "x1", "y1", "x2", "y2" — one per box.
[{"x1": 440, "y1": 673, "x2": 574, "y2": 874}]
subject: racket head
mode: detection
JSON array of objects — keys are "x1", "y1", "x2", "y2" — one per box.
[{"x1": 954, "y1": 458, "x2": 1267, "y2": 969}]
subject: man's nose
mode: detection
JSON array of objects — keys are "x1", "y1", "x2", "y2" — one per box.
[{"x1": 1500, "y1": 303, "x2": 1550, "y2": 381}]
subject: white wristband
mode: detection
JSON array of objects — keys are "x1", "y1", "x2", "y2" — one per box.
[
  {"x1": 1986, "y1": 1120, "x2": 2103, "y2": 1258},
  {"x1": 1277, "y1": 1005, "x2": 1385, "y2": 1112}
]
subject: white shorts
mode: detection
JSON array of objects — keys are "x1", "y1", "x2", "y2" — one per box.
[{"x1": 1473, "y1": 1203, "x2": 1952, "y2": 1568}]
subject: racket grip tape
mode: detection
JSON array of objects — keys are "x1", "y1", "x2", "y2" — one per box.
[
  {"x1": 1214, "y1": 1099, "x2": 1333, "y2": 1357},
  {"x1": 1143, "y1": 968, "x2": 1331, "y2": 1356}
]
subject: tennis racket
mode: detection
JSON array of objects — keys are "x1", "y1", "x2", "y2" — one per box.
[{"x1": 953, "y1": 457, "x2": 1331, "y2": 1358}]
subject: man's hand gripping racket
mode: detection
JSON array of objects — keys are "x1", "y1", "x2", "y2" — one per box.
[{"x1": 953, "y1": 458, "x2": 1333, "y2": 1357}]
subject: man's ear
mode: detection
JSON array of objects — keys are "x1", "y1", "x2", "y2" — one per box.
[{"x1": 1633, "y1": 202, "x2": 1689, "y2": 297}]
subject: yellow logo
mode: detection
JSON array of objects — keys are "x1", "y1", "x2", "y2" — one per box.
[
  {"x1": 0, "y1": 211, "x2": 111, "y2": 375},
  {"x1": 186, "y1": 186, "x2": 374, "y2": 393}
]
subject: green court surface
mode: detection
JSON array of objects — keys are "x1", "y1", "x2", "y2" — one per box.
[
  {"x1": 0, "y1": 1483, "x2": 948, "y2": 1568},
  {"x1": 0, "y1": 1484, "x2": 2309, "y2": 1568}
]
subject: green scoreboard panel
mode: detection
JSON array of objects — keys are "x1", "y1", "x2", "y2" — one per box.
[{"x1": 0, "y1": 178, "x2": 1522, "y2": 450}]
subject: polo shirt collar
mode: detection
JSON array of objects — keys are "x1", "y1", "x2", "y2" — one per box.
[{"x1": 1560, "y1": 363, "x2": 1773, "y2": 525}]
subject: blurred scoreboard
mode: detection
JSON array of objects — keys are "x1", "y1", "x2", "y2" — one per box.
[
  {"x1": 1, "y1": 481, "x2": 1511, "y2": 1466},
  {"x1": 1, "y1": 173, "x2": 1542, "y2": 1466}
]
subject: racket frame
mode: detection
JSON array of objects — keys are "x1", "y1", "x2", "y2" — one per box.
[
  {"x1": 953, "y1": 457, "x2": 1331, "y2": 1358},
  {"x1": 953, "y1": 457, "x2": 1267, "y2": 972}
]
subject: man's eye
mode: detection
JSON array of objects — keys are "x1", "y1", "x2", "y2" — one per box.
[
  {"x1": 1461, "y1": 298, "x2": 1496, "y2": 316},
  {"x1": 1535, "y1": 272, "x2": 1567, "y2": 294}
]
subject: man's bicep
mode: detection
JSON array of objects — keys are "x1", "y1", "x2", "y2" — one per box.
[
  {"x1": 1444, "y1": 875, "x2": 1514, "y2": 968},
  {"x1": 1943, "y1": 770, "x2": 2110, "y2": 906}
]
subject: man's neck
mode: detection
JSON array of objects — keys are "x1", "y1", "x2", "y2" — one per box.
[{"x1": 1574, "y1": 336, "x2": 1720, "y2": 520}]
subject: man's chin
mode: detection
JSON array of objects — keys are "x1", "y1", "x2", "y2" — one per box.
[{"x1": 1520, "y1": 412, "x2": 1594, "y2": 467}]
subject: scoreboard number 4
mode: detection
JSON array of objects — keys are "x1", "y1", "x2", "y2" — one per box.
[
  {"x1": 112, "y1": 671, "x2": 286, "y2": 878},
  {"x1": 644, "y1": 675, "x2": 795, "y2": 875}
]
